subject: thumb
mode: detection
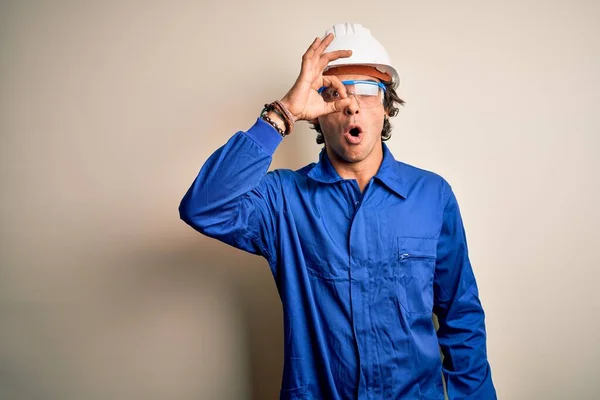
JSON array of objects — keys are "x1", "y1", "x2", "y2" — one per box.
[{"x1": 324, "y1": 98, "x2": 352, "y2": 115}]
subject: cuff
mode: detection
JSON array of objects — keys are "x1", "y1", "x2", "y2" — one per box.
[{"x1": 244, "y1": 118, "x2": 284, "y2": 155}]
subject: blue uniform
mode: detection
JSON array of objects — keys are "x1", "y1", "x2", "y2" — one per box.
[{"x1": 180, "y1": 119, "x2": 496, "y2": 399}]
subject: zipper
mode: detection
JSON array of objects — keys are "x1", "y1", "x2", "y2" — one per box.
[{"x1": 399, "y1": 252, "x2": 436, "y2": 261}]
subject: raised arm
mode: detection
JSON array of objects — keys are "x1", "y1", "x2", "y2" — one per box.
[{"x1": 179, "y1": 33, "x2": 353, "y2": 267}]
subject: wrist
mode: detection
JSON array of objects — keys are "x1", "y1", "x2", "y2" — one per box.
[
  {"x1": 260, "y1": 101, "x2": 295, "y2": 136},
  {"x1": 279, "y1": 98, "x2": 299, "y2": 123},
  {"x1": 260, "y1": 104, "x2": 287, "y2": 137},
  {"x1": 265, "y1": 110, "x2": 286, "y2": 133}
]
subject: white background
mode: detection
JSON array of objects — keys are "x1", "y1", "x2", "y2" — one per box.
[{"x1": 1, "y1": 1, "x2": 598, "y2": 399}]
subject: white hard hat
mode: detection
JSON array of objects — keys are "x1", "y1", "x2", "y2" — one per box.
[{"x1": 323, "y1": 22, "x2": 399, "y2": 86}]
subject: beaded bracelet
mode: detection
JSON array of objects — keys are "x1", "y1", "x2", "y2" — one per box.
[
  {"x1": 261, "y1": 113, "x2": 286, "y2": 137},
  {"x1": 268, "y1": 106, "x2": 288, "y2": 127},
  {"x1": 260, "y1": 101, "x2": 294, "y2": 137}
]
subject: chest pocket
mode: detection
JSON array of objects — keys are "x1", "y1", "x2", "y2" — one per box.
[{"x1": 396, "y1": 237, "x2": 438, "y2": 314}]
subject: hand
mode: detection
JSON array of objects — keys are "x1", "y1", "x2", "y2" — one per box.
[{"x1": 280, "y1": 33, "x2": 353, "y2": 123}]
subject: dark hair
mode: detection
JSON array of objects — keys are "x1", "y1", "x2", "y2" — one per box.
[{"x1": 311, "y1": 81, "x2": 405, "y2": 144}]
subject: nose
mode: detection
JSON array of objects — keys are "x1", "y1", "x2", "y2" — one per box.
[{"x1": 344, "y1": 96, "x2": 360, "y2": 116}]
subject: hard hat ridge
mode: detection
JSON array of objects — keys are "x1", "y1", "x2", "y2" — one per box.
[{"x1": 323, "y1": 22, "x2": 399, "y2": 86}]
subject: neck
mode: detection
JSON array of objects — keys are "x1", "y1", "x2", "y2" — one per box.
[{"x1": 326, "y1": 144, "x2": 384, "y2": 192}]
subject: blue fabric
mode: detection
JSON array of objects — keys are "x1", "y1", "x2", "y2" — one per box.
[{"x1": 180, "y1": 118, "x2": 496, "y2": 399}]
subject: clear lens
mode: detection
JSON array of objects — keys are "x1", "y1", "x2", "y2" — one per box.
[{"x1": 319, "y1": 80, "x2": 385, "y2": 108}]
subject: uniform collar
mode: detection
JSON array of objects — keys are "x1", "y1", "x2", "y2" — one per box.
[
  {"x1": 306, "y1": 148, "x2": 345, "y2": 184},
  {"x1": 375, "y1": 143, "x2": 408, "y2": 198},
  {"x1": 307, "y1": 143, "x2": 408, "y2": 198}
]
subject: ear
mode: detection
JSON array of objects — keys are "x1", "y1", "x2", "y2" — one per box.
[{"x1": 382, "y1": 100, "x2": 390, "y2": 117}]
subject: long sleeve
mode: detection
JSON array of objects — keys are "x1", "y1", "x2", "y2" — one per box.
[
  {"x1": 433, "y1": 187, "x2": 496, "y2": 399},
  {"x1": 179, "y1": 118, "x2": 284, "y2": 268}
]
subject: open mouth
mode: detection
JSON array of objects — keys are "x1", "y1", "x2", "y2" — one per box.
[
  {"x1": 349, "y1": 127, "x2": 361, "y2": 137},
  {"x1": 343, "y1": 125, "x2": 364, "y2": 144}
]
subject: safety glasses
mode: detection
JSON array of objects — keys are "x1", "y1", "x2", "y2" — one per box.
[{"x1": 317, "y1": 80, "x2": 386, "y2": 108}]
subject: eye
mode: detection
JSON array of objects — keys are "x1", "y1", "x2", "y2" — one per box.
[{"x1": 322, "y1": 88, "x2": 340, "y2": 102}]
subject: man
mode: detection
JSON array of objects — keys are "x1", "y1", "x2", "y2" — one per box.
[{"x1": 180, "y1": 22, "x2": 496, "y2": 399}]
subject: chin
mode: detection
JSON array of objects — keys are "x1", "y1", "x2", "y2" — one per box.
[
  {"x1": 325, "y1": 137, "x2": 375, "y2": 164},
  {"x1": 338, "y1": 147, "x2": 368, "y2": 163}
]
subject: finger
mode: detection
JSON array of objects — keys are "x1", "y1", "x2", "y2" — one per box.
[
  {"x1": 324, "y1": 97, "x2": 352, "y2": 114},
  {"x1": 315, "y1": 32, "x2": 334, "y2": 55},
  {"x1": 322, "y1": 75, "x2": 349, "y2": 99},
  {"x1": 301, "y1": 38, "x2": 323, "y2": 73},
  {"x1": 304, "y1": 37, "x2": 322, "y2": 57},
  {"x1": 318, "y1": 49, "x2": 352, "y2": 71}
]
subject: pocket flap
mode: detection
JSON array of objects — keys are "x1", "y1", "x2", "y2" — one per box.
[{"x1": 397, "y1": 237, "x2": 437, "y2": 259}]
